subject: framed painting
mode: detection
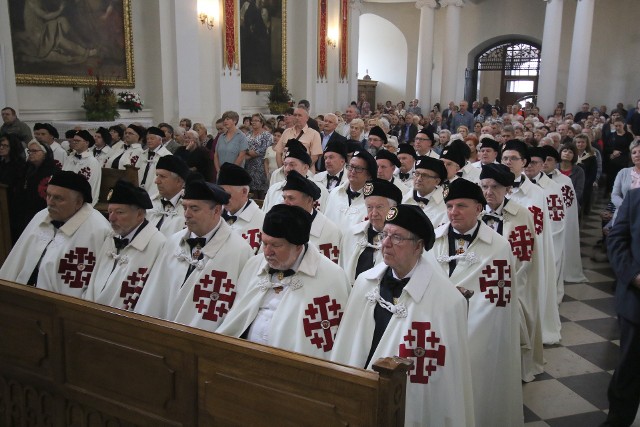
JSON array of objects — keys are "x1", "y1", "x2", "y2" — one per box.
[
  {"x1": 8, "y1": 0, "x2": 135, "y2": 87},
  {"x1": 238, "y1": 0, "x2": 287, "y2": 91}
]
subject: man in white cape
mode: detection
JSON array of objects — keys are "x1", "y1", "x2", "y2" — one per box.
[
  {"x1": 401, "y1": 156, "x2": 449, "y2": 229},
  {"x1": 62, "y1": 130, "x2": 102, "y2": 206},
  {"x1": 313, "y1": 140, "x2": 348, "y2": 191},
  {"x1": 84, "y1": 180, "x2": 166, "y2": 311},
  {"x1": 332, "y1": 204, "x2": 474, "y2": 427},
  {"x1": 106, "y1": 123, "x2": 145, "y2": 170},
  {"x1": 135, "y1": 179, "x2": 254, "y2": 332},
  {"x1": 137, "y1": 126, "x2": 173, "y2": 200},
  {"x1": 146, "y1": 155, "x2": 189, "y2": 237}
]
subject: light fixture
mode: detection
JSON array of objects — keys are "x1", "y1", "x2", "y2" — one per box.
[
  {"x1": 199, "y1": 12, "x2": 214, "y2": 29},
  {"x1": 198, "y1": 0, "x2": 217, "y2": 30},
  {"x1": 327, "y1": 27, "x2": 339, "y2": 49}
]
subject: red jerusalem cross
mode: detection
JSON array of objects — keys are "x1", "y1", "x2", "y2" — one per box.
[
  {"x1": 192, "y1": 270, "x2": 236, "y2": 322},
  {"x1": 528, "y1": 205, "x2": 544, "y2": 235},
  {"x1": 546, "y1": 194, "x2": 565, "y2": 221},
  {"x1": 479, "y1": 260, "x2": 512, "y2": 307},
  {"x1": 120, "y1": 267, "x2": 149, "y2": 310},
  {"x1": 318, "y1": 243, "x2": 340, "y2": 264},
  {"x1": 398, "y1": 321, "x2": 446, "y2": 384},
  {"x1": 508, "y1": 225, "x2": 534, "y2": 262},
  {"x1": 242, "y1": 229, "x2": 262, "y2": 253},
  {"x1": 58, "y1": 247, "x2": 96, "y2": 289},
  {"x1": 79, "y1": 166, "x2": 91, "y2": 181},
  {"x1": 303, "y1": 295, "x2": 343, "y2": 351},
  {"x1": 561, "y1": 185, "x2": 575, "y2": 208}
]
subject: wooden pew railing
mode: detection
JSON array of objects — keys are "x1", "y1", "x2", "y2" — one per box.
[{"x1": 0, "y1": 280, "x2": 412, "y2": 426}]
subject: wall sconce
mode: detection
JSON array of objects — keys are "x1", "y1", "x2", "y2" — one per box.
[
  {"x1": 198, "y1": 0, "x2": 217, "y2": 30},
  {"x1": 327, "y1": 27, "x2": 339, "y2": 49}
]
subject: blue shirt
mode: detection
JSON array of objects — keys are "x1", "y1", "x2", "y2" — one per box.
[{"x1": 216, "y1": 130, "x2": 249, "y2": 167}]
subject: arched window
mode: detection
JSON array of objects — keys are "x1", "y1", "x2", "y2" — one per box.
[{"x1": 472, "y1": 40, "x2": 541, "y2": 108}]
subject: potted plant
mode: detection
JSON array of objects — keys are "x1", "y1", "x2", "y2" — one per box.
[
  {"x1": 82, "y1": 69, "x2": 119, "y2": 121},
  {"x1": 117, "y1": 90, "x2": 144, "y2": 113},
  {"x1": 267, "y1": 78, "x2": 293, "y2": 114}
]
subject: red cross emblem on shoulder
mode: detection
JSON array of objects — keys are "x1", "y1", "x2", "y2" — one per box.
[
  {"x1": 398, "y1": 321, "x2": 446, "y2": 384},
  {"x1": 561, "y1": 185, "x2": 575, "y2": 208},
  {"x1": 192, "y1": 270, "x2": 236, "y2": 323},
  {"x1": 547, "y1": 194, "x2": 565, "y2": 221},
  {"x1": 58, "y1": 248, "x2": 96, "y2": 289},
  {"x1": 508, "y1": 225, "x2": 534, "y2": 262},
  {"x1": 129, "y1": 155, "x2": 139, "y2": 166},
  {"x1": 120, "y1": 267, "x2": 149, "y2": 311},
  {"x1": 479, "y1": 260, "x2": 512, "y2": 307},
  {"x1": 528, "y1": 205, "x2": 544, "y2": 235},
  {"x1": 302, "y1": 295, "x2": 343, "y2": 351},
  {"x1": 318, "y1": 243, "x2": 340, "y2": 263},
  {"x1": 79, "y1": 166, "x2": 91, "y2": 181},
  {"x1": 242, "y1": 229, "x2": 262, "y2": 254}
]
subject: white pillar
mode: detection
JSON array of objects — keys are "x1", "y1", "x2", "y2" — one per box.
[
  {"x1": 537, "y1": 0, "x2": 564, "y2": 117},
  {"x1": 440, "y1": 0, "x2": 465, "y2": 106},
  {"x1": 345, "y1": 0, "x2": 363, "y2": 108},
  {"x1": 565, "y1": 0, "x2": 596, "y2": 115},
  {"x1": 415, "y1": 0, "x2": 438, "y2": 109},
  {"x1": 173, "y1": 0, "x2": 203, "y2": 121}
]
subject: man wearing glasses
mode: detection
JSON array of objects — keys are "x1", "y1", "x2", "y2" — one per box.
[
  {"x1": 413, "y1": 129, "x2": 440, "y2": 159},
  {"x1": 401, "y1": 156, "x2": 448, "y2": 228},
  {"x1": 333, "y1": 204, "x2": 474, "y2": 427}
]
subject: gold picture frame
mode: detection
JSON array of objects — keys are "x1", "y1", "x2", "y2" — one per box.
[
  {"x1": 8, "y1": 0, "x2": 135, "y2": 87},
  {"x1": 238, "y1": 0, "x2": 287, "y2": 91}
]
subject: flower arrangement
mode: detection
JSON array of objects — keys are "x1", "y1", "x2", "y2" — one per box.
[
  {"x1": 117, "y1": 90, "x2": 144, "y2": 113},
  {"x1": 267, "y1": 78, "x2": 293, "y2": 114},
  {"x1": 82, "y1": 68, "x2": 119, "y2": 121}
]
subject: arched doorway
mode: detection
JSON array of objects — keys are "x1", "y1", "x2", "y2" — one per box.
[{"x1": 471, "y1": 40, "x2": 541, "y2": 108}]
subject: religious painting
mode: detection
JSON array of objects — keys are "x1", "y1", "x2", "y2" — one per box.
[
  {"x1": 8, "y1": 0, "x2": 135, "y2": 87},
  {"x1": 238, "y1": 0, "x2": 287, "y2": 91}
]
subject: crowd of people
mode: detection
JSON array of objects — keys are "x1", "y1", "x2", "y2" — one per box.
[{"x1": 1, "y1": 96, "x2": 640, "y2": 426}]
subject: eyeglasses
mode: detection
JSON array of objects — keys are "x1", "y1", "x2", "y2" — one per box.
[
  {"x1": 380, "y1": 232, "x2": 417, "y2": 245},
  {"x1": 413, "y1": 171, "x2": 439, "y2": 180},
  {"x1": 0, "y1": 144, "x2": 9, "y2": 148},
  {"x1": 27, "y1": 149, "x2": 44, "y2": 154},
  {"x1": 414, "y1": 137, "x2": 431, "y2": 142},
  {"x1": 346, "y1": 164, "x2": 368, "y2": 174},
  {"x1": 502, "y1": 156, "x2": 522, "y2": 162}
]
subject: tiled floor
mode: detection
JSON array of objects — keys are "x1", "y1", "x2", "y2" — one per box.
[{"x1": 522, "y1": 198, "x2": 638, "y2": 427}]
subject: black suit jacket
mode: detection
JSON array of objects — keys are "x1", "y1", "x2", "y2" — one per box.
[
  {"x1": 316, "y1": 131, "x2": 348, "y2": 172},
  {"x1": 607, "y1": 188, "x2": 640, "y2": 324},
  {"x1": 399, "y1": 124, "x2": 418, "y2": 144}
]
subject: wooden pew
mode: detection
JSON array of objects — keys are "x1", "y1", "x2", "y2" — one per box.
[
  {"x1": 0, "y1": 184, "x2": 11, "y2": 264},
  {"x1": 0, "y1": 280, "x2": 412, "y2": 426}
]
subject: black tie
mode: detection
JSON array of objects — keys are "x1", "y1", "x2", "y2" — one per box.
[
  {"x1": 355, "y1": 226, "x2": 381, "y2": 279},
  {"x1": 113, "y1": 237, "x2": 130, "y2": 251},
  {"x1": 451, "y1": 231, "x2": 473, "y2": 242},
  {"x1": 399, "y1": 172, "x2": 410, "y2": 180},
  {"x1": 222, "y1": 210, "x2": 237, "y2": 224},
  {"x1": 94, "y1": 149, "x2": 102, "y2": 156},
  {"x1": 346, "y1": 188, "x2": 360, "y2": 205},
  {"x1": 268, "y1": 268, "x2": 296, "y2": 278},
  {"x1": 512, "y1": 180, "x2": 522, "y2": 188},
  {"x1": 148, "y1": 151, "x2": 156, "y2": 160},
  {"x1": 161, "y1": 199, "x2": 173, "y2": 209},
  {"x1": 547, "y1": 173, "x2": 553, "y2": 179},
  {"x1": 75, "y1": 154, "x2": 82, "y2": 159},
  {"x1": 327, "y1": 175, "x2": 340, "y2": 184},
  {"x1": 50, "y1": 220, "x2": 65, "y2": 229},
  {"x1": 186, "y1": 237, "x2": 206, "y2": 251},
  {"x1": 140, "y1": 152, "x2": 155, "y2": 186},
  {"x1": 530, "y1": 178, "x2": 537, "y2": 184},
  {"x1": 413, "y1": 191, "x2": 429, "y2": 205},
  {"x1": 456, "y1": 171, "x2": 464, "y2": 177}
]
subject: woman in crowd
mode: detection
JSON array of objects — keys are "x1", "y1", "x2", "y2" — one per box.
[
  {"x1": 559, "y1": 142, "x2": 586, "y2": 208},
  {"x1": 610, "y1": 141, "x2": 640, "y2": 223},
  {"x1": 176, "y1": 129, "x2": 214, "y2": 182},
  {"x1": 245, "y1": 113, "x2": 271, "y2": 198},
  {"x1": 193, "y1": 123, "x2": 214, "y2": 152},
  {"x1": 575, "y1": 133, "x2": 598, "y2": 215},
  {"x1": 0, "y1": 134, "x2": 27, "y2": 243},
  {"x1": 464, "y1": 134, "x2": 479, "y2": 163},
  {"x1": 606, "y1": 119, "x2": 634, "y2": 193},
  {"x1": 383, "y1": 100, "x2": 394, "y2": 114},
  {"x1": 473, "y1": 121, "x2": 483, "y2": 138},
  {"x1": 349, "y1": 118, "x2": 365, "y2": 146},
  {"x1": 214, "y1": 110, "x2": 248, "y2": 173},
  {"x1": 264, "y1": 127, "x2": 282, "y2": 187},
  {"x1": 456, "y1": 125, "x2": 469, "y2": 139}
]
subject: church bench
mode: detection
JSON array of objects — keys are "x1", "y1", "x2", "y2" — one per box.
[{"x1": 0, "y1": 280, "x2": 411, "y2": 426}]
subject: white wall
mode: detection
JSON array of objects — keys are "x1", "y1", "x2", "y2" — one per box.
[{"x1": 358, "y1": 13, "x2": 408, "y2": 105}]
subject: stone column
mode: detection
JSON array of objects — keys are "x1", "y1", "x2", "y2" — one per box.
[
  {"x1": 415, "y1": 0, "x2": 438, "y2": 109},
  {"x1": 346, "y1": 0, "x2": 363, "y2": 108},
  {"x1": 440, "y1": 0, "x2": 465, "y2": 106},
  {"x1": 537, "y1": 0, "x2": 564, "y2": 117},
  {"x1": 565, "y1": 0, "x2": 596, "y2": 115}
]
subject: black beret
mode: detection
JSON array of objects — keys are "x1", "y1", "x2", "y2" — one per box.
[
  {"x1": 443, "y1": 177, "x2": 486, "y2": 206},
  {"x1": 397, "y1": 143, "x2": 417, "y2": 158},
  {"x1": 384, "y1": 205, "x2": 435, "y2": 251},
  {"x1": 540, "y1": 145, "x2": 561, "y2": 163},
  {"x1": 109, "y1": 125, "x2": 124, "y2": 138},
  {"x1": 375, "y1": 149, "x2": 401, "y2": 168},
  {"x1": 156, "y1": 155, "x2": 190, "y2": 180},
  {"x1": 217, "y1": 162, "x2": 252, "y2": 186},
  {"x1": 324, "y1": 140, "x2": 348, "y2": 160},
  {"x1": 263, "y1": 204, "x2": 311, "y2": 245},
  {"x1": 415, "y1": 156, "x2": 447, "y2": 181},
  {"x1": 503, "y1": 139, "x2": 530, "y2": 164},
  {"x1": 479, "y1": 137, "x2": 500, "y2": 152},
  {"x1": 351, "y1": 149, "x2": 378, "y2": 177},
  {"x1": 282, "y1": 170, "x2": 321, "y2": 200},
  {"x1": 416, "y1": 128, "x2": 434, "y2": 143},
  {"x1": 528, "y1": 146, "x2": 546, "y2": 161},
  {"x1": 284, "y1": 142, "x2": 312, "y2": 166},
  {"x1": 75, "y1": 130, "x2": 95, "y2": 147},
  {"x1": 480, "y1": 164, "x2": 515, "y2": 187},
  {"x1": 106, "y1": 179, "x2": 153, "y2": 209},
  {"x1": 440, "y1": 143, "x2": 467, "y2": 169},
  {"x1": 285, "y1": 138, "x2": 306, "y2": 151},
  {"x1": 33, "y1": 123, "x2": 59, "y2": 138},
  {"x1": 368, "y1": 126, "x2": 388, "y2": 145},
  {"x1": 127, "y1": 124, "x2": 146, "y2": 139},
  {"x1": 95, "y1": 127, "x2": 112, "y2": 145},
  {"x1": 146, "y1": 126, "x2": 165, "y2": 139},
  {"x1": 183, "y1": 180, "x2": 230, "y2": 204},
  {"x1": 48, "y1": 170, "x2": 93, "y2": 203},
  {"x1": 362, "y1": 178, "x2": 403, "y2": 205},
  {"x1": 346, "y1": 140, "x2": 363, "y2": 153}
]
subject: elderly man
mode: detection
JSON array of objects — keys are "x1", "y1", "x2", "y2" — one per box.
[
  {"x1": 325, "y1": 149, "x2": 377, "y2": 230},
  {"x1": 375, "y1": 150, "x2": 410, "y2": 195},
  {"x1": 84, "y1": 181, "x2": 166, "y2": 311},
  {"x1": 414, "y1": 128, "x2": 439, "y2": 159},
  {"x1": 1, "y1": 107, "x2": 32, "y2": 144},
  {"x1": 107, "y1": 124, "x2": 145, "y2": 169},
  {"x1": 439, "y1": 142, "x2": 467, "y2": 189},
  {"x1": 365, "y1": 125, "x2": 387, "y2": 157},
  {"x1": 316, "y1": 113, "x2": 347, "y2": 172},
  {"x1": 394, "y1": 143, "x2": 417, "y2": 184},
  {"x1": 0, "y1": 171, "x2": 111, "y2": 297},
  {"x1": 33, "y1": 122, "x2": 66, "y2": 168},
  {"x1": 339, "y1": 179, "x2": 402, "y2": 284},
  {"x1": 450, "y1": 100, "x2": 475, "y2": 131},
  {"x1": 62, "y1": 130, "x2": 102, "y2": 205},
  {"x1": 138, "y1": 126, "x2": 172, "y2": 199},
  {"x1": 283, "y1": 170, "x2": 342, "y2": 263},
  {"x1": 159, "y1": 122, "x2": 179, "y2": 154},
  {"x1": 218, "y1": 162, "x2": 265, "y2": 254},
  {"x1": 263, "y1": 140, "x2": 329, "y2": 213},
  {"x1": 146, "y1": 155, "x2": 189, "y2": 236},
  {"x1": 479, "y1": 164, "x2": 543, "y2": 383},
  {"x1": 407, "y1": 98, "x2": 422, "y2": 115},
  {"x1": 135, "y1": 179, "x2": 253, "y2": 331},
  {"x1": 333, "y1": 204, "x2": 474, "y2": 427},
  {"x1": 338, "y1": 105, "x2": 359, "y2": 138},
  {"x1": 471, "y1": 136, "x2": 501, "y2": 168},
  {"x1": 401, "y1": 156, "x2": 448, "y2": 228},
  {"x1": 432, "y1": 178, "x2": 523, "y2": 427},
  {"x1": 313, "y1": 140, "x2": 348, "y2": 191},
  {"x1": 218, "y1": 204, "x2": 350, "y2": 360},
  {"x1": 275, "y1": 107, "x2": 322, "y2": 169}
]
